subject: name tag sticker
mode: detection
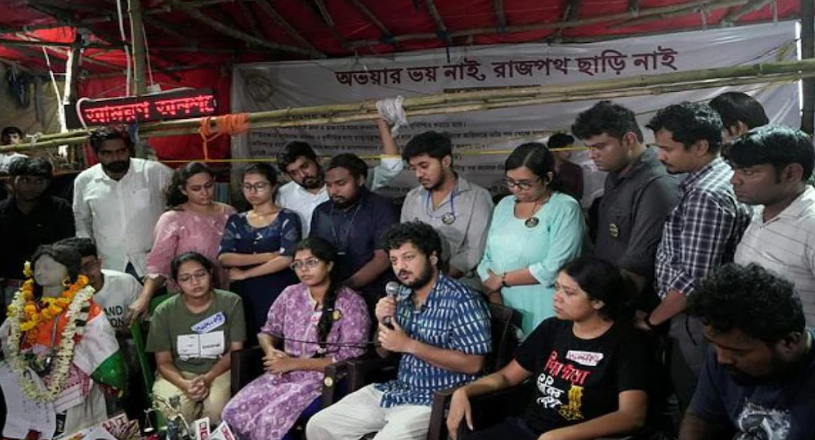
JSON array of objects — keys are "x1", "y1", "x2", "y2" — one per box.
[
  {"x1": 178, "y1": 334, "x2": 200, "y2": 357},
  {"x1": 191, "y1": 312, "x2": 226, "y2": 334},
  {"x1": 199, "y1": 331, "x2": 225, "y2": 357}
]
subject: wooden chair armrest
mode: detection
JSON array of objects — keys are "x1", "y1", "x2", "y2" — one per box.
[
  {"x1": 427, "y1": 386, "x2": 460, "y2": 440},
  {"x1": 322, "y1": 360, "x2": 350, "y2": 407},
  {"x1": 347, "y1": 355, "x2": 400, "y2": 392},
  {"x1": 230, "y1": 346, "x2": 264, "y2": 396}
]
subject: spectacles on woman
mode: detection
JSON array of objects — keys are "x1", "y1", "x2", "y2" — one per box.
[
  {"x1": 290, "y1": 257, "x2": 323, "y2": 271},
  {"x1": 242, "y1": 181, "x2": 271, "y2": 192},
  {"x1": 178, "y1": 270, "x2": 209, "y2": 284},
  {"x1": 503, "y1": 177, "x2": 541, "y2": 190}
]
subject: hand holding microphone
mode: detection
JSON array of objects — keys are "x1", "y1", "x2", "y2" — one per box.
[{"x1": 375, "y1": 282, "x2": 401, "y2": 328}]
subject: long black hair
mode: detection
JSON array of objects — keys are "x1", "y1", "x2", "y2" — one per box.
[
  {"x1": 166, "y1": 161, "x2": 215, "y2": 208},
  {"x1": 295, "y1": 237, "x2": 341, "y2": 354}
]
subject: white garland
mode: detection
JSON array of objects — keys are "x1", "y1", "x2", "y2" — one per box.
[{"x1": 6, "y1": 286, "x2": 94, "y2": 402}]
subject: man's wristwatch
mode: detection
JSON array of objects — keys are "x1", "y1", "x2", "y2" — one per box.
[{"x1": 501, "y1": 272, "x2": 509, "y2": 288}]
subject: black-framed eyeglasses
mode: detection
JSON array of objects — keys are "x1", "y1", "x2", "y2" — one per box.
[
  {"x1": 290, "y1": 257, "x2": 323, "y2": 271},
  {"x1": 503, "y1": 177, "x2": 541, "y2": 190},
  {"x1": 242, "y1": 181, "x2": 272, "y2": 192}
]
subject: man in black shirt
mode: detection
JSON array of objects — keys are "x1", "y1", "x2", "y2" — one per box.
[
  {"x1": 0, "y1": 158, "x2": 74, "y2": 319},
  {"x1": 572, "y1": 101, "x2": 680, "y2": 300},
  {"x1": 681, "y1": 264, "x2": 815, "y2": 440},
  {"x1": 309, "y1": 153, "x2": 398, "y2": 310}
]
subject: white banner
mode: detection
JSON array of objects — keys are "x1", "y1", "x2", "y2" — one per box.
[{"x1": 232, "y1": 22, "x2": 800, "y2": 205}]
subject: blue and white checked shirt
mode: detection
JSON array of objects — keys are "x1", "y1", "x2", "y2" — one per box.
[
  {"x1": 375, "y1": 273, "x2": 492, "y2": 407},
  {"x1": 655, "y1": 157, "x2": 751, "y2": 299}
]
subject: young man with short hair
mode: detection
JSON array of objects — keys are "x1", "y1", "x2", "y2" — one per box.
[
  {"x1": 708, "y1": 91, "x2": 769, "y2": 141},
  {"x1": 57, "y1": 237, "x2": 141, "y2": 332},
  {"x1": 572, "y1": 101, "x2": 679, "y2": 299},
  {"x1": 726, "y1": 125, "x2": 815, "y2": 326},
  {"x1": 399, "y1": 131, "x2": 493, "y2": 282},
  {"x1": 308, "y1": 153, "x2": 399, "y2": 308},
  {"x1": 644, "y1": 102, "x2": 751, "y2": 409},
  {"x1": 306, "y1": 221, "x2": 491, "y2": 440},
  {"x1": 0, "y1": 157, "x2": 74, "y2": 315},
  {"x1": 680, "y1": 263, "x2": 815, "y2": 440},
  {"x1": 276, "y1": 119, "x2": 403, "y2": 235},
  {"x1": 0, "y1": 126, "x2": 27, "y2": 174},
  {"x1": 546, "y1": 132, "x2": 584, "y2": 202},
  {"x1": 73, "y1": 127, "x2": 172, "y2": 320}
]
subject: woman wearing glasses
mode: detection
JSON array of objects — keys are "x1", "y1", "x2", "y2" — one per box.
[
  {"x1": 477, "y1": 143, "x2": 584, "y2": 336},
  {"x1": 219, "y1": 163, "x2": 302, "y2": 337},
  {"x1": 147, "y1": 252, "x2": 246, "y2": 425},
  {"x1": 131, "y1": 162, "x2": 236, "y2": 323},
  {"x1": 222, "y1": 237, "x2": 370, "y2": 440}
]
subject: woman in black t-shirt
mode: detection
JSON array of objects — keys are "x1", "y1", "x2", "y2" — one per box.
[{"x1": 447, "y1": 257, "x2": 652, "y2": 440}]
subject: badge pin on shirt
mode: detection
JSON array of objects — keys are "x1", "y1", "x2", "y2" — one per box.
[{"x1": 609, "y1": 223, "x2": 619, "y2": 238}]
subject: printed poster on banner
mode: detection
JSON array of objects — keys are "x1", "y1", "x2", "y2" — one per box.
[{"x1": 232, "y1": 21, "x2": 800, "y2": 205}]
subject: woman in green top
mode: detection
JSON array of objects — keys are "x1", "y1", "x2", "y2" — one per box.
[
  {"x1": 146, "y1": 252, "x2": 247, "y2": 425},
  {"x1": 477, "y1": 143, "x2": 585, "y2": 335}
]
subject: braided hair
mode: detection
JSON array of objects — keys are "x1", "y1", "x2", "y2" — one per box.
[{"x1": 295, "y1": 237, "x2": 341, "y2": 355}]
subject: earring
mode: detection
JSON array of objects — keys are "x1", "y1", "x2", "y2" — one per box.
[{"x1": 62, "y1": 277, "x2": 72, "y2": 288}]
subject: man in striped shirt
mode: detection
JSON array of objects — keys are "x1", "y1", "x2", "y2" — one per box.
[
  {"x1": 641, "y1": 102, "x2": 751, "y2": 411},
  {"x1": 307, "y1": 221, "x2": 491, "y2": 440},
  {"x1": 727, "y1": 125, "x2": 815, "y2": 327}
]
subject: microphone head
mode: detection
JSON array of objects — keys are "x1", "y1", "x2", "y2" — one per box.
[{"x1": 385, "y1": 281, "x2": 401, "y2": 298}]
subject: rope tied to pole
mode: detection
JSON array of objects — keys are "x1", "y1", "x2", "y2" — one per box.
[{"x1": 198, "y1": 113, "x2": 250, "y2": 161}]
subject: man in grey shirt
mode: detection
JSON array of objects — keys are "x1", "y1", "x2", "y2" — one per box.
[
  {"x1": 572, "y1": 101, "x2": 680, "y2": 303},
  {"x1": 397, "y1": 131, "x2": 493, "y2": 284}
]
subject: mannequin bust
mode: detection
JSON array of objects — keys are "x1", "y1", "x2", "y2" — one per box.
[{"x1": 1, "y1": 244, "x2": 126, "y2": 438}]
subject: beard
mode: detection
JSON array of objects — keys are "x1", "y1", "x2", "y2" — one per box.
[
  {"x1": 398, "y1": 263, "x2": 434, "y2": 290},
  {"x1": 330, "y1": 190, "x2": 360, "y2": 209},
  {"x1": 103, "y1": 160, "x2": 130, "y2": 174},
  {"x1": 299, "y1": 170, "x2": 324, "y2": 190}
]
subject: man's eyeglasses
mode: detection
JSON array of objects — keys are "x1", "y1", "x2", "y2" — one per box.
[
  {"x1": 290, "y1": 258, "x2": 322, "y2": 271},
  {"x1": 503, "y1": 177, "x2": 541, "y2": 190},
  {"x1": 242, "y1": 182, "x2": 271, "y2": 192}
]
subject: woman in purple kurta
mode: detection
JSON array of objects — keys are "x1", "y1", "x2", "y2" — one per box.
[{"x1": 222, "y1": 237, "x2": 370, "y2": 440}]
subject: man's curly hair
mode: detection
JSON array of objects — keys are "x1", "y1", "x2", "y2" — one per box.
[{"x1": 688, "y1": 263, "x2": 805, "y2": 344}]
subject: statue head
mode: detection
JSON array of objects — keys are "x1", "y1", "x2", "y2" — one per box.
[{"x1": 30, "y1": 244, "x2": 81, "y2": 294}]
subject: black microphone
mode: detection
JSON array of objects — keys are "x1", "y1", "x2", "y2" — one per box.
[{"x1": 382, "y1": 281, "x2": 400, "y2": 327}]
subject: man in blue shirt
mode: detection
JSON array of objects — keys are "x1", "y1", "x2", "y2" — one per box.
[
  {"x1": 680, "y1": 263, "x2": 815, "y2": 440},
  {"x1": 307, "y1": 221, "x2": 492, "y2": 440}
]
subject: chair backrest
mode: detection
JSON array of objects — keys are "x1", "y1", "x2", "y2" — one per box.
[{"x1": 484, "y1": 302, "x2": 523, "y2": 373}]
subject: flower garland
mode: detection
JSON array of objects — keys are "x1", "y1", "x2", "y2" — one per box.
[
  {"x1": 17, "y1": 275, "x2": 89, "y2": 340},
  {"x1": 5, "y1": 274, "x2": 94, "y2": 402}
]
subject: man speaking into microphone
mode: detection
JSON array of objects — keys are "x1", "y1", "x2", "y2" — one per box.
[{"x1": 307, "y1": 221, "x2": 492, "y2": 440}]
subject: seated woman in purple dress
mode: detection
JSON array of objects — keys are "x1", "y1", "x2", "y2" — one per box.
[
  {"x1": 221, "y1": 237, "x2": 370, "y2": 440},
  {"x1": 218, "y1": 163, "x2": 302, "y2": 336}
]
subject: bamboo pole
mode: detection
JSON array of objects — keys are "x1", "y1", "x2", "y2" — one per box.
[
  {"x1": 12, "y1": 60, "x2": 815, "y2": 148},
  {"x1": 255, "y1": 0, "x2": 325, "y2": 56},
  {"x1": 802, "y1": 0, "x2": 814, "y2": 134},
  {"x1": 348, "y1": 0, "x2": 750, "y2": 50},
  {"x1": 127, "y1": 57, "x2": 815, "y2": 135},
  {"x1": 3, "y1": 69, "x2": 808, "y2": 152},
  {"x1": 164, "y1": 0, "x2": 323, "y2": 58}
]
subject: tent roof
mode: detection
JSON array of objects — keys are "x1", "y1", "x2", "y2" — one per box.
[{"x1": 0, "y1": 0, "x2": 802, "y2": 79}]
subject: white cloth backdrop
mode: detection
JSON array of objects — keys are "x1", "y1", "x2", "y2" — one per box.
[{"x1": 231, "y1": 21, "x2": 800, "y2": 206}]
